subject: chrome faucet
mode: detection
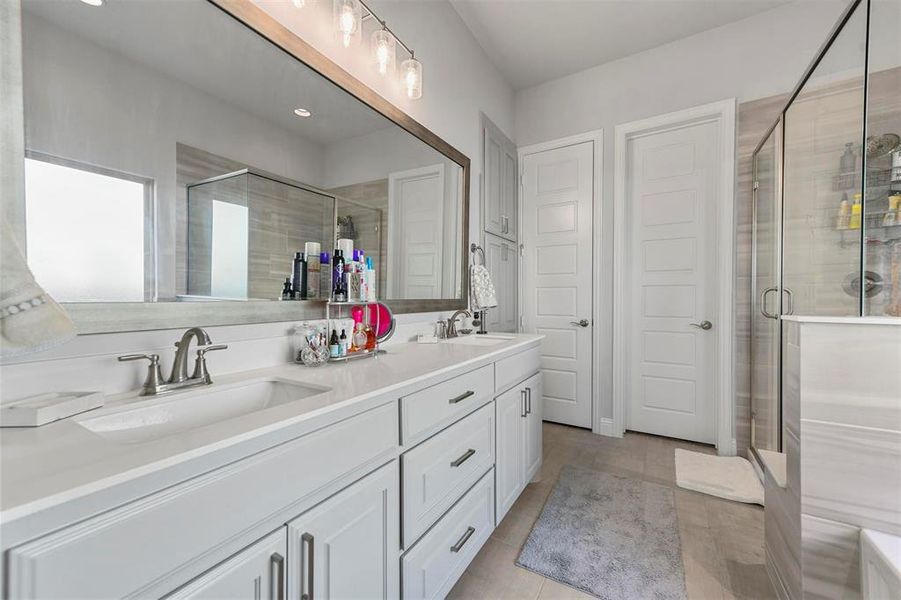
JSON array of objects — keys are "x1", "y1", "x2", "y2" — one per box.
[
  {"x1": 118, "y1": 327, "x2": 228, "y2": 396},
  {"x1": 445, "y1": 309, "x2": 472, "y2": 338}
]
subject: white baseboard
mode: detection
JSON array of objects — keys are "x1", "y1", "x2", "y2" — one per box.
[{"x1": 595, "y1": 417, "x2": 619, "y2": 437}]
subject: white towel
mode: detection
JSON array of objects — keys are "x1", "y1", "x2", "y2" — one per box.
[
  {"x1": 1, "y1": 215, "x2": 75, "y2": 358},
  {"x1": 470, "y1": 264, "x2": 497, "y2": 310}
]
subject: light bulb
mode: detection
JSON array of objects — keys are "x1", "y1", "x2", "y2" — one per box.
[
  {"x1": 401, "y1": 57, "x2": 422, "y2": 100},
  {"x1": 333, "y1": 0, "x2": 360, "y2": 48},
  {"x1": 370, "y1": 29, "x2": 395, "y2": 76},
  {"x1": 292, "y1": 0, "x2": 305, "y2": 7}
]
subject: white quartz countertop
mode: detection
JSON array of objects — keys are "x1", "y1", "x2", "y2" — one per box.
[{"x1": 0, "y1": 334, "x2": 542, "y2": 528}]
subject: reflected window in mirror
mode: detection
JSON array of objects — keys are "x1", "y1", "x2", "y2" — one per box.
[{"x1": 24, "y1": 154, "x2": 153, "y2": 303}]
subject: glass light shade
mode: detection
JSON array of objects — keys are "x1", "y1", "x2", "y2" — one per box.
[
  {"x1": 401, "y1": 57, "x2": 422, "y2": 100},
  {"x1": 371, "y1": 29, "x2": 396, "y2": 76},
  {"x1": 333, "y1": 0, "x2": 361, "y2": 48}
]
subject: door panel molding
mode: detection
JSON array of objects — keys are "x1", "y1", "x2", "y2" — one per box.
[{"x1": 613, "y1": 99, "x2": 736, "y2": 454}]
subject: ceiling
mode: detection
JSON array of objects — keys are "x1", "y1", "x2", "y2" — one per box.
[
  {"x1": 450, "y1": 0, "x2": 792, "y2": 90},
  {"x1": 23, "y1": 0, "x2": 395, "y2": 146}
]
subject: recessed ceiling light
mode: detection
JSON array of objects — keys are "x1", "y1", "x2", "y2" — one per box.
[
  {"x1": 293, "y1": 108, "x2": 312, "y2": 118},
  {"x1": 80, "y1": 0, "x2": 104, "y2": 6}
]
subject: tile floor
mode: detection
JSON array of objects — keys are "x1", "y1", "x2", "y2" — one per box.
[{"x1": 448, "y1": 422, "x2": 775, "y2": 600}]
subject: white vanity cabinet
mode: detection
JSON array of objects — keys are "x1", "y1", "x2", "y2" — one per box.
[
  {"x1": 495, "y1": 368, "x2": 543, "y2": 523},
  {"x1": 2, "y1": 338, "x2": 545, "y2": 600},
  {"x1": 287, "y1": 462, "x2": 399, "y2": 600},
  {"x1": 165, "y1": 530, "x2": 288, "y2": 600}
]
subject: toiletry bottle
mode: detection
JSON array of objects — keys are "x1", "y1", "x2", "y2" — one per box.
[
  {"x1": 320, "y1": 252, "x2": 331, "y2": 300},
  {"x1": 281, "y1": 277, "x2": 293, "y2": 300},
  {"x1": 306, "y1": 243, "x2": 320, "y2": 299},
  {"x1": 332, "y1": 250, "x2": 346, "y2": 301},
  {"x1": 329, "y1": 329, "x2": 340, "y2": 358},
  {"x1": 840, "y1": 142, "x2": 856, "y2": 172},
  {"x1": 884, "y1": 194, "x2": 900, "y2": 227},
  {"x1": 292, "y1": 252, "x2": 303, "y2": 298},
  {"x1": 365, "y1": 256, "x2": 376, "y2": 301},
  {"x1": 850, "y1": 193, "x2": 862, "y2": 229},
  {"x1": 836, "y1": 193, "x2": 850, "y2": 230},
  {"x1": 299, "y1": 253, "x2": 308, "y2": 299},
  {"x1": 352, "y1": 322, "x2": 367, "y2": 351},
  {"x1": 339, "y1": 329, "x2": 349, "y2": 356}
]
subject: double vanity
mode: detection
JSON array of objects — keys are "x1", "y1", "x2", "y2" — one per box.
[{"x1": 0, "y1": 333, "x2": 544, "y2": 599}]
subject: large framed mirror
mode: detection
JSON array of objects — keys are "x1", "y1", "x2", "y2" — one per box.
[{"x1": 14, "y1": 0, "x2": 469, "y2": 333}]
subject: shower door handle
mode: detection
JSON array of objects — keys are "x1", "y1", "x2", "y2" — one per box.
[
  {"x1": 760, "y1": 287, "x2": 778, "y2": 319},
  {"x1": 782, "y1": 287, "x2": 794, "y2": 316}
]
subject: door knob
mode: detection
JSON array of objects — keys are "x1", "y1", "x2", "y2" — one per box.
[
  {"x1": 569, "y1": 319, "x2": 590, "y2": 327},
  {"x1": 690, "y1": 320, "x2": 713, "y2": 330}
]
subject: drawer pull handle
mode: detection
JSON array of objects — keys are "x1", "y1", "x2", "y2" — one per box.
[
  {"x1": 525, "y1": 387, "x2": 532, "y2": 415},
  {"x1": 301, "y1": 533, "x2": 314, "y2": 600},
  {"x1": 451, "y1": 526, "x2": 476, "y2": 553},
  {"x1": 449, "y1": 390, "x2": 475, "y2": 404},
  {"x1": 450, "y1": 448, "x2": 476, "y2": 467},
  {"x1": 270, "y1": 552, "x2": 285, "y2": 600},
  {"x1": 521, "y1": 389, "x2": 527, "y2": 418}
]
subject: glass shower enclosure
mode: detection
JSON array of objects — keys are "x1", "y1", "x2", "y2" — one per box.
[{"x1": 750, "y1": 0, "x2": 901, "y2": 455}]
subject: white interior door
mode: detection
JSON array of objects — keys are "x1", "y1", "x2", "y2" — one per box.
[
  {"x1": 521, "y1": 141, "x2": 593, "y2": 428},
  {"x1": 388, "y1": 165, "x2": 444, "y2": 298},
  {"x1": 624, "y1": 120, "x2": 719, "y2": 444}
]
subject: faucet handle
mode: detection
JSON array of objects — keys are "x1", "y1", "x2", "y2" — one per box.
[
  {"x1": 196, "y1": 344, "x2": 228, "y2": 356},
  {"x1": 192, "y1": 344, "x2": 228, "y2": 383},
  {"x1": 118, "y1": 353, "x2": 163, "y2": 396},
  {"x1": 118, "y1": 353, "x2": 160, "y2": 364}
]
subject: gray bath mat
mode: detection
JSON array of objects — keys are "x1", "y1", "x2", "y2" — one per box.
[{"x1": 516, "y1": 465, "x2": 687, "y2": 599}]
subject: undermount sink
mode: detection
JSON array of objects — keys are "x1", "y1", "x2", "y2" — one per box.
[
  {"x1": 74, "y1": 378, "x2": 329, "y2": 444},
  {"x1": 443, "y1": 334, "x2": 515, "y2": 347}
]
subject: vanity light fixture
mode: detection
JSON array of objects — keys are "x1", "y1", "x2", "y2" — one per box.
[
  {"x1": 402, "y1": 55, "x2": 422, "y2": 100},
  {"x1": 80, "y1": 0, "x2": 104, "y2": 6},
  {"x1": 349, "y1": 0, "x2": 424, "y2": 99},
  {"x1": 293, "y1": 108, "x2": 312, "y2": 117},
  {"x1": 333, "y1": 0, "x2": 361, "y2": 48},
  {"x1": 371, "y1": 26, "x2": 396, "y2": 76}
]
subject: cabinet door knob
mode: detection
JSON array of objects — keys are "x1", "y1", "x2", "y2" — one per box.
[{"x1": 569, "y1": 319, "x2": 590, "y2": 327}]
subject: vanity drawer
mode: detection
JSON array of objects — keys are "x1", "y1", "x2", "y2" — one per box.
[
  {"x1": 6, "y1": 402, "x2": 398, "y2": 600},
  {"x1": 495, "y1": 346, "x2": 540, "y2": 393},
  {"x1": 401, "y1": 364, "x2": 494, "y2": 446},
  {"x1": 401, "y1": 402, "x2": 495, "y2": 548},
  {"x1": 402, "y1": 468, "x2": 495, "y2": 600}
]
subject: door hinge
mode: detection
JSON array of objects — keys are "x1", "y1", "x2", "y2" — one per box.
[
  {"x1": 753, "y1": 180, "x2": 759, "y2": 190},
  {"x1": 519, "y1": 243, "x2": 524, "y2": 257},
  {"x1": 519, "y1": 315, "x2": 524, "y2": 329}
]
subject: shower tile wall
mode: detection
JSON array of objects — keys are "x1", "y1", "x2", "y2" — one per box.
[
  {"x1": 177, "y1": 144, "x2": 331, "y2": 301},
  {"x1": 329, "y1": 179, "x2": 389, "y2": 298}
]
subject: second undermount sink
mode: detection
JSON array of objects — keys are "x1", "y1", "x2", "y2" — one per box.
[
  {"x1": 443, "y1": 334, "x2": 515, "y2": 347},
  {"x1": 74, "y1": 378, "x2": 329, "y2": 444}
]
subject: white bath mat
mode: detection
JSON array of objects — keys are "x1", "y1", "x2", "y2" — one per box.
[{"x1": 674, "y1": 449, "x2": 764, "y2": 505}]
